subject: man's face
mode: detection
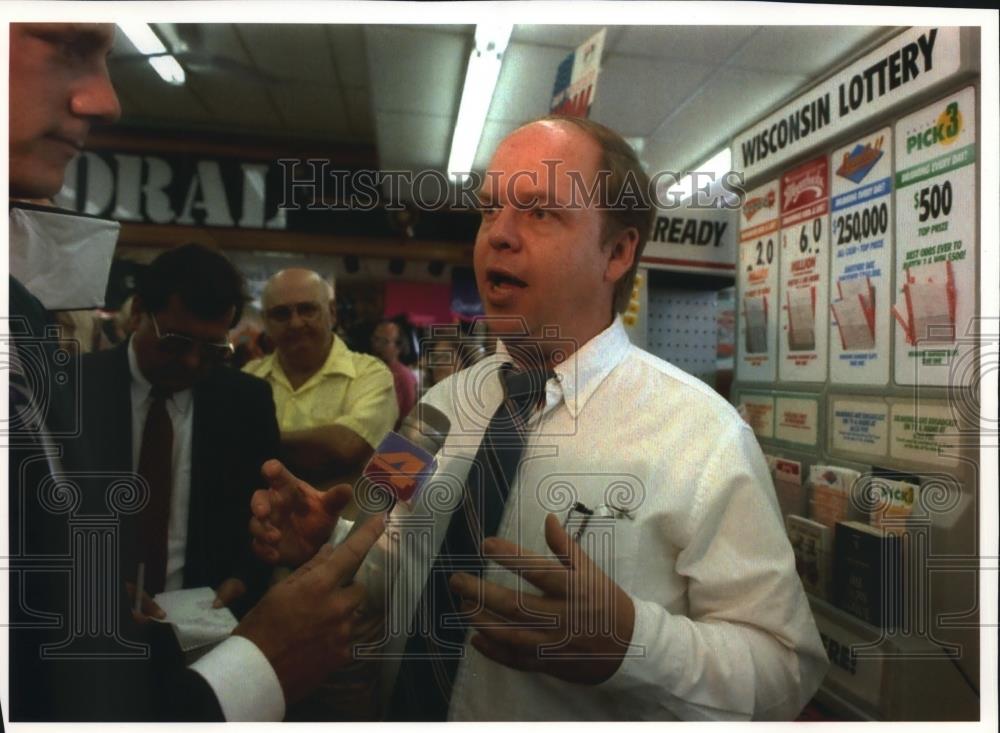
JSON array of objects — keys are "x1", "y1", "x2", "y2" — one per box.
[
  {"x1": 263, "y1": 276, "x2": 333, "y2": 372},
  {"x1": 372, "y1": 322, "x2": 401, "y2": 364},
  {"x1": 473, "y1": 121, "x2": 626, "y2": 351},
  {"x1": 131, "y1": 294, "x2": 234, "y2": 393},
  {"x1": 9, "y1": 23, "x2": 121, "y2": 198}
]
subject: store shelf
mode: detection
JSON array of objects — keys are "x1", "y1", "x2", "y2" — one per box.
[{"x1": 806, "y1": 593, "x2": 980, "y2": 721}]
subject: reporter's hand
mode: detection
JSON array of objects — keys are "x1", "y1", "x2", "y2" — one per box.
[
  {"x1": 125, "y1": 582, "x2": 166, "y2": 625},
  {"x1": 234, "y1": 511, "x2": 386, "y2": 707},
  {"x1": 212, "y1": 577, "x2": 247, "y2": 609},
  {"x1": 250, "y1": 459, "x2": 352, "y2": 567}
]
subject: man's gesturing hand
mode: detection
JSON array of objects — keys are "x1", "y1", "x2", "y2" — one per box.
[
  {"x1": 234, "y1": 511, "x2": 385, "y2": 707},
  {"x1": 449, "y1": 513, "x2": 636, "y2": 686},
  {"x1": 250, "y1": 459, "x2": 352, "y2": 567}
]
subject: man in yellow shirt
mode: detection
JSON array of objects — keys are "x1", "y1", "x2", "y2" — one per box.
[{"x1": 244, "y1": 268, "x2": 397, "y2": 486}]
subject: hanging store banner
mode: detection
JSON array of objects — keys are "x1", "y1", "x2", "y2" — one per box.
[
  {"x1": 550, "y1": 28, "x2": 606, "y2": 118},
  {"x1": 779, "y1": 155, "x2": 830, "y2": 382},
  {"x1": 829, "y1": 127, "x2": 893, "y2": 386},
  {"x1": 737, "y1": 179, "x2": 781, "y2": 382},
  {"x1": 54, "y1": 150, "x2": 290, "y2": 230},
  {"x1": 892, "y1": 86, "x2": 977, "y2": 387},
  {"x1": 643, "y1": 206, "x2": 735, "y2": 274},
  {"x1": 732, "y1": 27, "x2": 963, "y2": 180}
]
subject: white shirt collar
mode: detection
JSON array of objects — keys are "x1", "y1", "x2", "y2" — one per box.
[
  {"x1": 127, "y1": 336, "x2": 193, "y2": 414},
  {"x1": 494, "y1": 316, "x2": 631, "y2": 419}
]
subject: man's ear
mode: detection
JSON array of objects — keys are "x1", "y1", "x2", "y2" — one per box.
[{"x1": 603, "y1": 227, "x2": 639, "y2": 286}]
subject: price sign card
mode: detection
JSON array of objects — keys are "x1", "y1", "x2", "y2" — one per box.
[
  {"x1": 893, "y1": 86, "x2": 977, "y2": 386},
  {"x1": 738, "y1": 179, "x2": 781, "y2": 382},
  {"x1": 775, "y1": 393, "x2": 820, "y2": 446},
  {"x1": 831, "y1": 397, "x2": 889, "y2": 458},
  {"x1": 737, "y1": 390, "x2": 775, "y2": 439},
  {"x1": 779, "y1": 156, "x2": 830, "y2": 382},
  {"x1": 829, "y1": 128, "x2": 892, "y2": 385},
  {"x1": 889, "y1": 400, "x2": 961, "y2": 467}
]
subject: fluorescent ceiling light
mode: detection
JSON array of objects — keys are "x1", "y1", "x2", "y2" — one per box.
[
  {"x1": 700, "y1": 148, "x2": 732, "y2": 179},
  {"x1": 447, "y1": 23, "x2": 514, "y2": 182},
  {"x1": 117, "y1": 22, "x2": 186, "y2": 86},
  {"x1": 148, "y1": 55, "x2": 187, "y2": 86},
  {"x1": 665, "y1": 147, "x2": 733, "y2": 203}
]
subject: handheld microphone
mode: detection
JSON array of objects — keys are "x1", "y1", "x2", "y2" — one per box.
[
  {"x1": 353, "y1": 403, "x2": 451, "y2": 516},
  {"x1": 347, "y1": 404, "x2": 451, "y2": 610}
]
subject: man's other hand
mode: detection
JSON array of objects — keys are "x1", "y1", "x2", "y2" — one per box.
[
  {"x1": 234, "y1": 512, "x2": 386, "y2": 706},
  {"x1": 449, "y1": 513, "x2": 636, "y2": 686},
  {"x1": 250, "y1": 458, "x2": 352, "y2": 567}
]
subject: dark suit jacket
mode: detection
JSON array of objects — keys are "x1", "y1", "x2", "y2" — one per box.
[
  {"x1": 72, "y1": 340, "x2": 280, "y2": 611},
  {"x1": 6, "y1": 278, "x2": 276, "y2": 721}
]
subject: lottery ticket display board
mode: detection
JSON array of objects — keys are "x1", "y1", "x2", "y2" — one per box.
[{"x1": 729, "y1": 25, "x2": 981, "y2": 722}]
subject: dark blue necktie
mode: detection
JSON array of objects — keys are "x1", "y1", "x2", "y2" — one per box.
[{"x1": 387, "y1": 363, "x2": 553, "y2": 721}]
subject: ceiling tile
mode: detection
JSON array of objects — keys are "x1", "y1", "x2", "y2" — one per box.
[
  {"x1": 184, "y1": 73, "x2": 280, "y2": 129},
  {"x1": 389, "y1": 24, "x2": 475, "y2": 36},
  {"x1": 614, "y1": 25, "x2": 759, "y2": 63},
  {"x1": 511, "y1": 25, "x2": 609, "y2": 49},
  {"x1": 325, "y1": 24, "x2": 369, "y2": 83},
  {"x1": 237, "y1": 23, "x2": 334, "y2": 81},
  {"x1": 728, "y1": 26, "x2": 886, "y2": 75},
  {"x1": 268, "y1": 84, "x2": 351, "y2": 139},
  {"x1": 366, "y1": 27, "x2": 469, "y2": 116},
  {"x1": 645, "y1": 66, "x2": 807, "y2": 173},
  {"x1": 375, "y1": 111, "x2": 452, "y2": 171},
  {"x1": 589, "y1": 53, "x2": 716, "y2": 137},
  {"x1": 344, "y1": 87, "x2": 375, "y2": 140}
]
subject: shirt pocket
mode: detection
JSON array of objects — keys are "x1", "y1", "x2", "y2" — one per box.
[{"x1": 532, "y1": 470, "x2": 646, "y2": 590}]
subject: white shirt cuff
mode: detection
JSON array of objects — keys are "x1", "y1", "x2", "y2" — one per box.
[{"x1": 190, "y1": 634, "x2": 285, "y2": 721}]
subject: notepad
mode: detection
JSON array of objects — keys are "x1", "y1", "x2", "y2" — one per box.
[{"x1": 153, "y1": 586, "x2": 238, "y2": 653}]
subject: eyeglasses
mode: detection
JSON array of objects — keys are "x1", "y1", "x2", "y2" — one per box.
[
  {"x1": 150, "y1": 313, "x2": 234, "y2": 362},
  {"x1": 265, "y1": 301, "x2": 322, "y2": 323}
]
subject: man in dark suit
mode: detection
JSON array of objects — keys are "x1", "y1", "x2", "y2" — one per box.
[
  {"x1": 7, "y1": 22, "x2": 383, "y2": 722},
  {"x1": 71, "y1": 243, "x2": 279, "y2": 617}
]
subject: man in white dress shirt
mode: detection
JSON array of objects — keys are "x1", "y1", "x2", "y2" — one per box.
[{"x1": 251, "y1": 115, "x2": 829, "y2": 720}]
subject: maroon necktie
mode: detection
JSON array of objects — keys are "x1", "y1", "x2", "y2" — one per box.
[{"x1": 138, "y1": 387, "x2": 173, "y2": 595}]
